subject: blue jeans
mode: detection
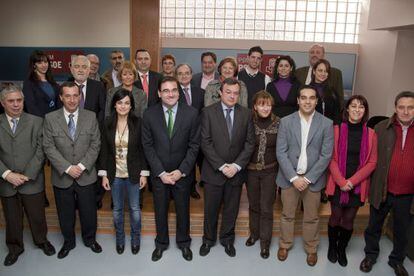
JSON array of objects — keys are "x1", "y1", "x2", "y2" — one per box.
[{"x1": 111, "y1": 177, "x2": 141, "y2": 247}]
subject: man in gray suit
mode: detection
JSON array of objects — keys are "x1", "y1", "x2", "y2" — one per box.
[
  {"x1": 199, "y1": 78, "x2": 255, "y2": 257},
  {"x1": 295, "y1": 44, "x2": 344, "y2": 108},
  {"x1": 0, "y1": 85, "x2": 55, "y2": 266},
  {"x1": 43, "y1": 82, "x2": 102, "y2": 259},
  {"x1": 276, "y1": 85, "x2": 333, "y2": 266}
]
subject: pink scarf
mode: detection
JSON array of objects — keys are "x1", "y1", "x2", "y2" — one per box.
[{"x1": 338, "y1": 122, "x2": 369, "y2": 204}]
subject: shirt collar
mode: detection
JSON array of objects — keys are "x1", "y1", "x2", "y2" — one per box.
[
  {"x1": 74, "y1": 80, "x2": 87, "y2": 87},
  {"x1": 63, "y1": 107, "x2": 79, "y2": 117},
  {"x1": 298, "y1": 110, "x2": 315, "y2": 122},
  {"x1": 202, "y1": 72, "x2": 215, "y2": 80},
  {"x1": 221, "y1": 102, "x2": 235, "y2": 111},
  {"x1": 162, "y1": 103, "x2": 178, "y2": 113},
  {"x1": 138, "y1": 70, "x2": 149, "y2": 78},
  {"x1": 5, "y1": 113, "x2": 20, "y2": 122},
  {"x1": 245, "y1": 66, "x2": 259, "y2": 76}
]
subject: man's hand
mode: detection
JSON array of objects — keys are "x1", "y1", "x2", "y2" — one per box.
[
  {"x1": 5, "y1": 172, "x2": 29, "y2": 187},
  {"x1": 101, "y1": 176, "x2": 111, "y2": 191},
  {"x1": 292, "y1": 177, "x2": 309, "y2": 191},
  {"x1": 170, "y1": 170, "x2": 183, "y2": 182},
  {"x1": 67, "y1": 165, "x2": 83, "y2": 179},
  {"x1": 160, "y1": 173, "x2": 176, "y2": 185},
  {"x1": 222, "y1": 164, "x2": 238, "y2": 178},
  {"x1": 139, "y1": 176, "x2": 147, "y2": 189}
]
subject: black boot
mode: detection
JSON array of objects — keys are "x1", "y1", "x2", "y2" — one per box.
[
  {"x1": 337, "y1": 227, "x2": 353, "y2": 267},
  {"x1": 327, "y1": 225, "x2": 339, "y2": 263}
]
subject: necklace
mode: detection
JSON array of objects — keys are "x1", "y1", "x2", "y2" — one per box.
[{"x1": 117, "y1": 121, "x2": 128, "y2": 159}]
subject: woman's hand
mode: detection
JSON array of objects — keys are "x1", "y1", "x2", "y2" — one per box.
[
  {"x1": 139, "y1": 176, "x2": 147, "y2": 189},
  {"x1": 102, "y1": 176, "x2": 111, "y2": 191}
]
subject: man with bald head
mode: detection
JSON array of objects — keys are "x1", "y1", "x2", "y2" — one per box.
[
  {"x1": 296, "y1": 44, "x2": 344, "y2": 108},
  {"x1": 70, "y1": 55, "x2": 106, "y2": 124}
]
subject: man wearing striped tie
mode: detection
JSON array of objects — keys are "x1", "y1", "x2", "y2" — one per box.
[
  {"x1": 0, "y1": 84, "x2": 56, "y2": 266},
  {"x1": 142, "y1": 76, "x2": 200, "y2": 262}
]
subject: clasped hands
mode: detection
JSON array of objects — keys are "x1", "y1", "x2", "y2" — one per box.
[
  {"x1": 222, "y1": 163, "x2": 238, "y2": 179},
  {"x1": 67, "y1": 165, "x2": 84, "y2": 179},
  {"x1": 292, "y1": 176, "x2": 309, "y2": 191},
  {"x1": 6, "y1": 172, "x2": 29, "y2": 187},
  {"x1": 160, "y1": 170, "x2": 183, "y2": 185},
  {"x1": 340, "y1": 180, "x2": 354, "y2": 192}
]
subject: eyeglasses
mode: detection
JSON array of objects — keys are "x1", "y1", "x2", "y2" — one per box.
[
  {"x1": 160, "y1": 88, "x2": 179, "y2": 94},
  {"x1": 177, "y1": 72, "x2": 191, "y2": 76}
]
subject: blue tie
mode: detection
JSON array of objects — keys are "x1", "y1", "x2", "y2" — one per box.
[
  {"x1": 11, "y1": 118, "x2": 18, "y2": 134},
  {"x1": 68, "y1": 114, "x2": 76, "y2": 140}
]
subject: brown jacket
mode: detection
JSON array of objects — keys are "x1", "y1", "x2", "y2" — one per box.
[
  {"x1": 369, "y1": 115, "x2": 414, "y2": 214},
  {"x1": 101, "y1": 69, "x2": 115, "y2": 91}
]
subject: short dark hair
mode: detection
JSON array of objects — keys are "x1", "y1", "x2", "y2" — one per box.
[
  {"x1": 162, "y1": 54, "x2": 176, "y2": 65},
  {"x1": 59, "y1": 82, "x2": 79, "y2": 95},
  {"x1": 248, "y1": 46, "x2": 263, "y2": 56},
  {"x1": 342, "y1": 95, "x2": 369, "y2": 123},
  {"x1": 158, "y1": 76, "x2": 180, "y2": 91},
  {"x1": 298, "y1": 85, "x2": 317, "y2": 98},
  {"x1": 220, "y1": 78, "x2": 241, "y2": 92},
  {"x1": 273, "y1": 55, "x2": 296, "y2": 81},
  {"x1": 394, "y1": 91, "x2": 414, "y2": 106},
  {"x1": 201, "y1": 52, "x2": 217, "y2": 63},
  {"x1": 110, "y1": 89, "x2": 136, "y2": 115},
  {"x1": 135, "y1": 49, "x2": 149, "y2": 58}
]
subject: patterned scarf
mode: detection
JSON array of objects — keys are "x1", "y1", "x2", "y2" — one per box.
[
  {"x1": 254, "y1": 118, "x2": 279, "y2": 166},
  {"x1": 338, "y1": 122, "x2": 369, "y2": 204}
]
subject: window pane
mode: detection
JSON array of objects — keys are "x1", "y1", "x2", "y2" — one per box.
[
  {"x1": 245, "y1": 20, "x2": 255, "y2": 30},
  {"x1": 225, "y1": 19, "x2": 235, "y2": 29},
  {"x1": 305, "y1": 22, "x2": 315, "y2": 32},
  {"x1": 266, "y1": 10, "x2": 275, "y2": 20},
  {"x1": 307, "y1": 12, "x2": 316, "y2": 22}
]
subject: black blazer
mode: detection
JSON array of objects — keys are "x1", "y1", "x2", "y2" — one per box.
[
  {"x1": 84, "y1": 79, "x2": 106, "y2": 124},
  {"x1": 99, "y1": 115, "x2": 148, "y2": 184},
  {"x1": 133, "y1": 71, "x2": 162, "y2": 107},
  {"x1": 200, "y1": 102, "x2": 255, "y2": 186},
  {"x1": 178, "y1": 85, "x2": 205, "y2": 113},
  {"x1": 312, "y1": 82, "x2": 341, "y2": 125},
  {"x1": 191, "y1": 71, "x2": 220, "y2": 90},
  {"x1": 22, "y1": 79, "x2": 61, "y2": 118},
  {"x1": 142, "y1": 102, "x2": 200, "y2": 178},
  {"x1": 266, "y1": 79, "x2": 301, "y2": 118}
]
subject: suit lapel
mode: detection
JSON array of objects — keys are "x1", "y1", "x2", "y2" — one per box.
[
  {"x1": 13, "y1": 113, "x2": 28, "y2": 137},
  {"x1": 307, "y1": 112, "x2": 322, "y2": 146},
  {"x1": 171, "y1": 103, "x2": 183, "y2": 139},
  {"x1": 84, "y1": 79, "x2": 93, "y2": 110},
  {"x1": 292, "y1": 112, "x2": 302, "y2": 146},
  {"x1": 74, "y1": 109, "x2": 86, "y2": 141},
  {"x1": 0, "y1": 114, "x2": 13, "y2": 137},
  {"x1": 57, "y1": 109, "x2": 72, "y2": 139},
  {"x1": 156, "y1": 104, "x2": 169, "y2": 138}
]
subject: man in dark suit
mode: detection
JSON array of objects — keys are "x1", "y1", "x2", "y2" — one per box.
[
  {"x1": 199, "y1": 78, "x2": 255, "y2": 257},
  {"x1": 295, "y1": 44, "x2": 344, "y2": 108},
  {"x1": 70, "y1": 55, "x2": 106, "y2": 124},
  {"x1": 43, "y1": 82, "x2": 102, "y2": 259},
  {"x1": 70, "y1": 55, "x2": 106, "y2": 208},
  {"x1": 142, "y1": 76, "x2": 200, "y2": 262},
  {"x1": 191, "y1": 51, "x2": 219, "y2": 90},
  {"x1": 134, "y1": 49, "x2": 162, "y2": 107},
  {"x1": 0, "y1": 85, "x2": 55, "y2": 266},
  {"x1": 176, "y1": 63, "x2": 205, "y2": 199}
]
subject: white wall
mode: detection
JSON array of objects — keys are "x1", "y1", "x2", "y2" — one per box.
[
  {"x1": 0, "y1": 0, "x2": 130, "y2": 47},
  {"x1": 354, "y1": 0, "x2": 414, "y2": 117},
  {"x1": 368, "y1": 0, "x2": 414, "y2": 30}
]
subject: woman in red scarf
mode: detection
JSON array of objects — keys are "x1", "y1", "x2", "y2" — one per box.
[{"x1": 326, "y1": 95, "x2": 378, "y2": 266}]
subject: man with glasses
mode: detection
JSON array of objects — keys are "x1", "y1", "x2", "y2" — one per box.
[{"x1": 142, "y1": 76, "x2": 200, "y2": 262}]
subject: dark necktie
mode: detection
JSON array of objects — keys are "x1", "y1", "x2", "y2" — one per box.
[
  {"x1": 11, "y1": 118, "x2": 18, "y2": 134},
  {"x1": 68, "y1": 114, "x2": 76, "y2": 140},
  {"x1": 225, "y1": 108, "x2": 233, "y2": 139},
  {"x1": 167, "y1": 109, "x2": 174, "y2": 138},
  {"x1": 183, "y1": 87, "x2": 191, "y2": 106},
  {"x1": 78, "y1": 84, "x2": 85, "y2": 108}
]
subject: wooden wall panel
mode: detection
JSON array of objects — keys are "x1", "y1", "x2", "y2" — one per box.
[{"x1": 130, "y1": 0, "x2": 160, "y2": 71}]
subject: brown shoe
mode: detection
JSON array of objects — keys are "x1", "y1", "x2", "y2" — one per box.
[
  {"x1": 306, "y1": 253, "x2": 318, "y2": 266},
  {"x1": 277, "y1": 248, "x2": 288, "y2": 261}
]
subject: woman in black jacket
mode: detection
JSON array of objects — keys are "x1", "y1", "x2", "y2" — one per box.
[
  {"x1": 99, "y1": 89, "x2": 148, "y2": 255},
  {"x1": 22, "y1": 50, "x2": 61, "y2": 117}
]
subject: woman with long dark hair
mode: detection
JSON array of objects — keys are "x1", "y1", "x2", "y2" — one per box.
[
  {"x1": 99, "y1": 89, "x2": 148, "y2": 254},
  {"x1": 326, "y1": 95, "x2": 377, "y2": 266},
  {"x1": 23, "y1": 50, "x2": 60, "y2": 117}
]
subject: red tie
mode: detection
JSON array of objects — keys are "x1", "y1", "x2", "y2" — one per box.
[{"x1": 142, "y1": 74, "x2": 149, "y2": 97}]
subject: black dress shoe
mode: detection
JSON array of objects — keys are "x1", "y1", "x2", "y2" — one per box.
[
  {"x1": 190, "y1": 189, "x2": 201, "y2": 199},
  {"x1": 388, "y1": 261, "x2": 409, "y2": 276},
  {"x1": 224, "y1": 244, "x2": 236, "y2": 257},
  {"x1": 57, "y1": 246, "x2": 73, "y2": 259},
  {"x1": 245, "y1": 236, "x2": 256, "y2": 247},
  {"x1": 39, "y1": 241, "x2": 56, "y2": 256},
  {"x1": 260, "y1": 248, "x2": 269, "y2": 259},
  {"x1": 89, "y1": 242, "x2": 102, "y2": 253},
  {"x1": 359, "y1": 258, "x2": 375, "y2": 273},
  {"x1": 151, "y1": 248, "x2": 164, "y2": 262},
  {"x1": 199, "y1": 243, "x2": 211, "y2": 256},
  {"x1": 181, "y1": 247, "x2": 193, "y2": 261},
  {"x1": 4, "y1": 252, "x2": 23, "y2": 266},
  {"x1": 131, "y1": 245, "x2": 140, "y2": 255},
  {"x1": 97, "y1": 201, "x2": 103, "y2": 210},
  {"x1": 116, "y1": 245, "x2": 125, "y2": 254}
]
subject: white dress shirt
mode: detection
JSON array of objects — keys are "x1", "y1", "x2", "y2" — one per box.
[
  {"x1": 112, "y1": 69, "x2": 122, "y2": 87},
  {"x1": 245, "y1": 66, "x2": 272, "y2": 87},
  {"x1": 305, "y1": 66, "x2": 312, "y2": 85}
]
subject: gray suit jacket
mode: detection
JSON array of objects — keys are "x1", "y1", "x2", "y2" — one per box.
[
  {"x1": 0, "y1": 113, "x2": 45, "y2": 197},
  {"x1": 296, "y1": 66, "x2": 344, "y2": 108},
  {"x1": 43, "y1": 108, "x2": 101, "y2": 188},
  {"x1": 276, "y1": 111, "x2": 334, "y2": 192}
]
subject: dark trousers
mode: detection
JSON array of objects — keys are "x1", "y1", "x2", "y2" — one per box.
[
  {"x1": 364, "y1": 193, "x2": 413, "y2": 265},
  {"x1": 246, "y1": 169, "x2": 277, "y2": 249},
  {"x1": 1, "y1": 191, "x2": 48, "y2": 255},
  {"x1": 203, "y1": 181, "x2": 243, "y2": 246},
  {"x1": 152, "y1": 176, "x2": 191, "y2": 250},
  {"x1": 53, "y1": 182, "x2": 97, "y2": 248}
]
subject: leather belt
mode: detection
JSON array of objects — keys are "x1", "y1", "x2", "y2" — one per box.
[{"x1": 247, "y1": 161, "x2": 277, "y2": 171}]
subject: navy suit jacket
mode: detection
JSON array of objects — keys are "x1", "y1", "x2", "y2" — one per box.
[{"x1": 22, "y1": 79, "x2": 61, "y2": 118}]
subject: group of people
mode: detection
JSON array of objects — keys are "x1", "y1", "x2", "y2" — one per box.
[{"x1": 0, "y1": 44, "x2": 413, "y2": 276}]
